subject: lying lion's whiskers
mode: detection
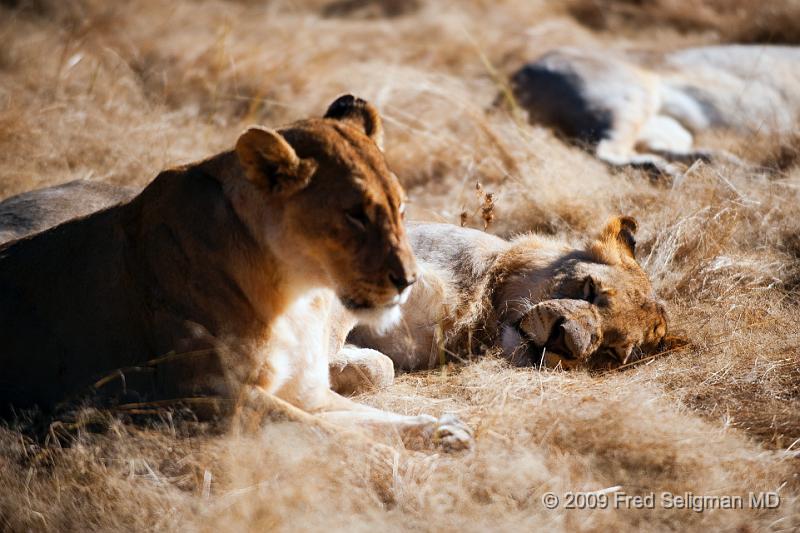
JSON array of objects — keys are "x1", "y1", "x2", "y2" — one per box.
[{"x1": 603, "y1": 341, "x2": 691, "y2": 373}]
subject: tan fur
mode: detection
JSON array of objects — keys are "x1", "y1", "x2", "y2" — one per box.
[
  {"x1": 510, "y1": 45, "x2": 800, "y2": 176},
  {"x1": 0, "y1": 96, "x2": 471, "y2": 451},
  {"x1": 343, "y1": 217, "x2": 667, "y2": 388}
]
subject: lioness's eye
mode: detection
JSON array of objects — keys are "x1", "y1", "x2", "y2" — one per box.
[{"x1": 345, "y1": 207, "x2": 370, "y2": 230}]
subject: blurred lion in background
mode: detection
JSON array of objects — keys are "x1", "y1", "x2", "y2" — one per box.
[{"x1": 509, "y1": 45, "x2": 800, "y2": 176}]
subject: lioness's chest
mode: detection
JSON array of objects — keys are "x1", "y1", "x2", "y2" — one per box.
[{"x1": 257, "y1": 290, "x2": 334, "y2": 407}]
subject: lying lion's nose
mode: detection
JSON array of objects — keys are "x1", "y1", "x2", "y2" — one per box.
[{"x1": 388, "y1": 271, "x2": 417, "y2": 292}]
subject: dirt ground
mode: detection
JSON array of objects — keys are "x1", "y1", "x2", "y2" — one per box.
[{"x1": 0, "y1": 0, "x2": 798, "y2": 531}]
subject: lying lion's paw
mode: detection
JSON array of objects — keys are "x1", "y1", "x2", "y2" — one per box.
[{"x1": 431, "y1": 414, "x2": 473, "y2": 452}]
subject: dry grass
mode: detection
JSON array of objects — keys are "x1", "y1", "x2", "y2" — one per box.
[{"x1": 1, "y1": 0, "x2": 799, "y2": 531}]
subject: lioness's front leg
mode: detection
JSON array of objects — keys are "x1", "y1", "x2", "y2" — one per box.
[
  {"x1": 237, "y1": 385, "x2": 472, "y2": 451},
  {"x1": 326, "y1": 346, "x2": 470, "y2": 449},
  {"x1": 233, "y1": 385, "x2": 338, "y2": 435},
  {"x1": 316, "y1": 390, "x2": 472, "y2": 452}
]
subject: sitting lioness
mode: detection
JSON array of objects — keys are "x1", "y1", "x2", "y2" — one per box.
[
  {"x1": 509, "y1": 45, "x2": 800, "y2": 175},
  {"x1": 0, "y1": 95, "x2": 471, "y2": 450},
  {"x1": 332, "y1": 217, "x2": 668, "y2": 390}
]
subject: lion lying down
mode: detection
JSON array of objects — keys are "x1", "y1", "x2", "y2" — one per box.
[
  {"x1": 510, "y1": 45, "x2": 800, "y2": 176},
  {"x1": 1, "y1": 171, "x2": 669, "y2": 397},
  {"x1": 329, "y1": 217, "x2": 669, "y2": 393},
  {"x1": 0, "y1": 95, "x2": 472, "y2": 450}
]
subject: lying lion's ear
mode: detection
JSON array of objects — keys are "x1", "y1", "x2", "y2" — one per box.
[
  {"x1": 235, "y1": 127, "x2": 317, "y2": 195},
  {"x1": 597, "y1": 215, "x2": 638, "y2": 260},
  {"x1": 324, "y1": 94, "x2": 384, "y2": 150}
]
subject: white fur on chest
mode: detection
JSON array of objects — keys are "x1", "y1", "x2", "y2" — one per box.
[{"x1": 261, "y1": 289, "x2": 334, "y2": 409}]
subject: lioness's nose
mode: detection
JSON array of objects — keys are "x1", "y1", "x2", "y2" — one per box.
[{"x1": 388, "y1": 271, "x2": 417, "y2": 292}]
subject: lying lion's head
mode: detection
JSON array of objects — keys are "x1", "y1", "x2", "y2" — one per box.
[
  {"x1": 232, "y1": 95, "x2": 417, "y2": 329},
  {"x1": 501, "y1": 216, "x2": 667, "y2": 368}
]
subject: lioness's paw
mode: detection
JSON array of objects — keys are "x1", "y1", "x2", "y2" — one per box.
[{"x1": 431, "y1": 414, "x2": 473, "y2": 452}]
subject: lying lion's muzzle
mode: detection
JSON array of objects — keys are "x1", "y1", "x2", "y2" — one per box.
[{"x1": 519, "y1": 299, "x2": 602, "y2": 361}]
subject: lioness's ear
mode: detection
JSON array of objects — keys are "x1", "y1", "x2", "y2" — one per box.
[
  {"x1": 324, "y1": 94, "x2": 384, "y2": 150},
  {"x1": 597, "y1": 215, "x2": 638, "y2": 259},
  {"x1": 235, "y1": 127, "x2": 317, "y2": 195}
]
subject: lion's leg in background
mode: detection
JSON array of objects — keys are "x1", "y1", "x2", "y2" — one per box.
[
  {"x1": 329, "y1": 345, "x2": 395, "y2": 396},
  {"x1": 649, "y1": 146, "x2": 750, "y2": 169},
  {"x1": 599, "y1": 146, "x2": 684, "y2": 180},
  {"x1": 637, "y1": 114, "x2": 694, "y2": 154},
  {"x1": 595, "y1": 110, "x2": 686, "y2": 179},
  {"x1": 637, "y1": 113, "x2": 751, "y2": 169}
]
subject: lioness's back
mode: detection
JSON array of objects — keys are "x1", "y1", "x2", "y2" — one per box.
[
  {"x1": 0, "y1": 205, "x2": 141, "y2": 411},
  {"x1": 0, "y1": 171, "x2": 239, "y2": 412}
]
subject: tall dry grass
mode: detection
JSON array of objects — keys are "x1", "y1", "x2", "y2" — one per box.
[
  {"x1": 0, "y1": 0, "x2": 799, "y2": 531},
  {"x1": 565, "y1": 0, "x2": 800, "y2": 44}
]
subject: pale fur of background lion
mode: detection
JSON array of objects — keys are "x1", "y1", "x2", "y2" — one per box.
[{"x1": 510, "y1": 45, "x2": 800, "y2": 175}]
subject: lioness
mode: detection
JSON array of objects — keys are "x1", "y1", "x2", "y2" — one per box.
[
  {"x1": 331, "y1": 216, "x2": 668, "y2": 392},
  {"x1": 0, "y1": 95, "x2": 471, "y2": 450},
  {"x1": 509, "y1": 45, "x2": 800, "y2": 175}
]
